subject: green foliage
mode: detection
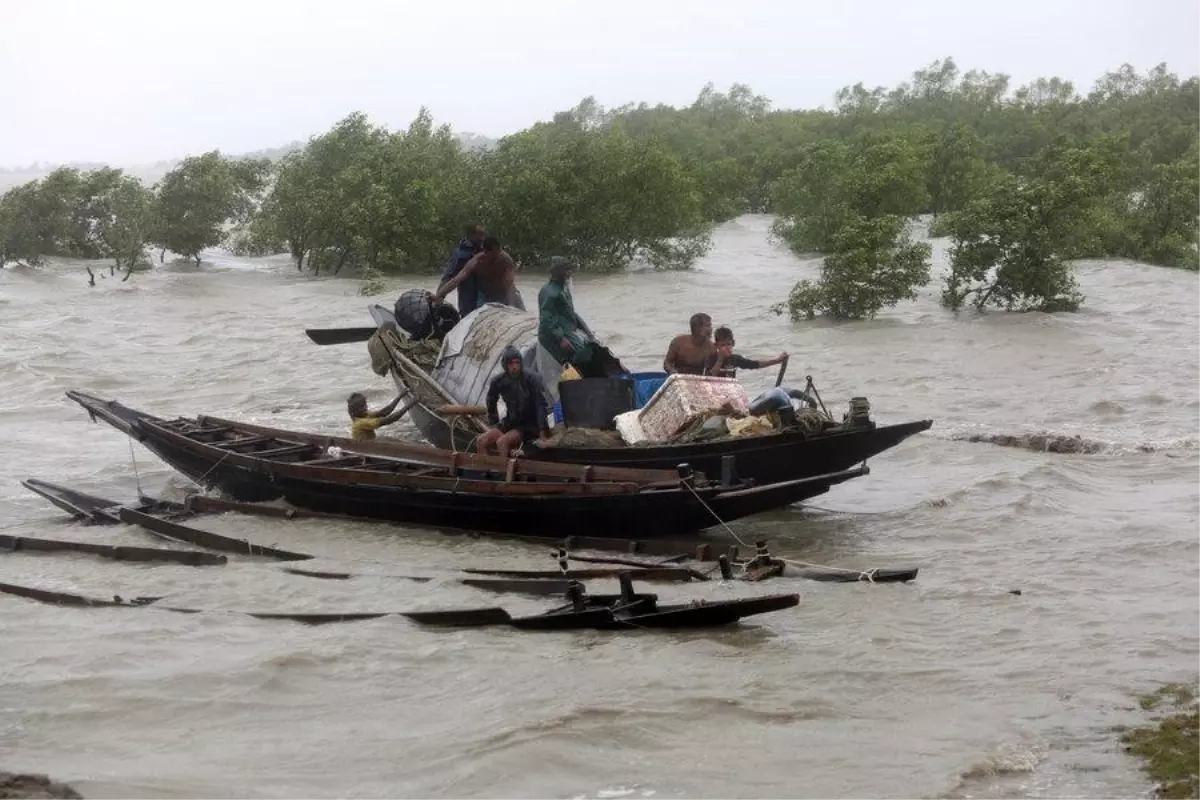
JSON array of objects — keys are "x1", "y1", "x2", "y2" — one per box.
[
  {"x1": 224, "y1": 213, "x2": 287, "y2": 258},
  {"x1": 941, "y1": 142, "x2": 1112, "y2": 312},
  {"x1": 151, "y1": 151, "x2": 271, "y2": 265},
  {"x1": 1121, "y1": 684, "x2": 1199, "y2": 799},
  {"x1": 1099, "y1": 144, "x2": 1200, "y2": 269},
  {"x1": 2, "y1": 58, "x2": 1196, "y2": 296},
  {"x1": 260, "y1": 110, "x2": 476, "y2": 275},
  {"x1": 770, "y1": 131, "x2": 932, "y2": 253},
  {"x1": 357, "y1": 267, "x2": 388, "y2": 297},
  {"x1": 0, "y1": 166, "x2": 148, "y2": 268},
  {"x1": 97, "y1": 176, "x2": 154, "y2": 271},
  {"x1": 480, "y1": 119, "x2": 710, "y2": 271},
  {"x1": 774, "y1": 216, "x2": 931, "y2": 320},
  {"x1": 0, "y1": 182, "x2": 47, "y2": 265}
]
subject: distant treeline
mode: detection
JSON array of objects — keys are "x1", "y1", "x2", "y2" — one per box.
[{"x1": 1, "y1": 58, "x2": 1195, "y2": 317}]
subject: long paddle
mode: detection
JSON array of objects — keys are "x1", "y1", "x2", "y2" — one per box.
[{"x1": 305, "y1": 327, "x2": 378, "y2": 346}]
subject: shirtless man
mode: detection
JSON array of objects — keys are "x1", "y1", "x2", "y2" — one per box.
[
  {"x1": 663, "y1": 313, "x2": 715, "y2": 375},
  {"x1": 432, "y1": 236, "x2": 525, "y2": 311}
]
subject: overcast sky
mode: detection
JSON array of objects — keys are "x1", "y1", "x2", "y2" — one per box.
[{"x1": 1, "y1": 0, "x2": 1196, "y2": 167}]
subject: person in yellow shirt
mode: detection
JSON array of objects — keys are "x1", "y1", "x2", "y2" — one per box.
[{"x1": 347, "y1": 392, "x2": 409, "y2": 441}]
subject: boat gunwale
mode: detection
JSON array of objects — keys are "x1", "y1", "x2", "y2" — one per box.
[
  {"x1": 194, "y1": 414, "x2": 702, "y2": 484},
  {"x1": 139, "y1": 418, "x2": 691, "y2": 497}
]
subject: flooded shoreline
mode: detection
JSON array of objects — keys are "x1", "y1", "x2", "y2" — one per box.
[{"x1": 1, "y1": 216, "x2": 1196, "y2": 798}]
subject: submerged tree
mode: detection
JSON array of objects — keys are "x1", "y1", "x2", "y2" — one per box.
[
  {"x1": 770, "y1": 130, "x2": 931, "y2": 254},
  {"x1": 150, "y1": 152, "x2": 271, "y2": 265},
  {"x1": 480, "y1": 120, "x2": 711, "y2": 271},
  {"x1": 97, "y1": 176, "x2": 155, "y2": 277},
  {"x1": 775, "y1": 215, "x2": 931, "y2": 320}
]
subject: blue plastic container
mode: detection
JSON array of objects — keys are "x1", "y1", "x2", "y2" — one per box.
[{"x1": 626, "y1": 371, "x2": 668, "y2": 409}]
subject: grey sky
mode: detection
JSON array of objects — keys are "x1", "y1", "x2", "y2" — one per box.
[{"x1": 1, "y1": 0, "x2": 1196, "y2": 167}]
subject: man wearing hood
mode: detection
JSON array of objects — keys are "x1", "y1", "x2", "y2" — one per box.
[
  {"x1": 537, "y1": 256, "x2": 597, "y2": 371},
  {"x1": 477, "y1": 345, "x2": 552, "y2": 457}
]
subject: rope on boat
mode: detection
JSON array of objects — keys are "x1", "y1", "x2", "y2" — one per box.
[
  {"x1": 681, "y1": 481, "x2": 755, "y2": 550},
  {"x1": 193, "y1": 449, "x2": 234, "y2": 488},
  {"x1": 682, "y1": 482, "x2": 880, "y2": 583},
  {"x1": 128, "y1": 438, "x2": 143, "y2": 497}
]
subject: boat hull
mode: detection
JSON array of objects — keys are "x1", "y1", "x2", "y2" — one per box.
[
  {"x1": 114, "y1": 441, "x2": 860, "y2": 537},
  {"x1": 66, "y1": 391, "x2": 866, "y2": 539},
  {"x1": 393, "y1": 386, "x2": 930, "y2": 486},
  {"x1": 528, "y1": 419, "x2": 933, "y2": 485}
]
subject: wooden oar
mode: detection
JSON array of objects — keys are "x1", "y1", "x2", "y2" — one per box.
[{"x1": 305, "y1": 327, "x2": 378, "y2": 346}]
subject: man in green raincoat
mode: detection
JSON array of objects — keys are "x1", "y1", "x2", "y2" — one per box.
[{"x1": 537, "y1": 257, "x2": 598, "y2": 372}]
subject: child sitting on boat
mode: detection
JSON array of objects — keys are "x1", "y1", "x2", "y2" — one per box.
[
  {"x1": 703, "y1": 326, "x2": 787, "y2": 379},
  {"x1": 347, "y1": 392, "x2": 409, "y2": 441}
]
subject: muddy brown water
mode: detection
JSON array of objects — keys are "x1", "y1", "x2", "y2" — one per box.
[{"x1": 1, "y1": 215, "x2": 1197, "y2": 798}]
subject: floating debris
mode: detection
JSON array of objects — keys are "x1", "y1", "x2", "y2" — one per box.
[{"x1": 955, "y1": 432, "x2": 1109, "y2": 454}]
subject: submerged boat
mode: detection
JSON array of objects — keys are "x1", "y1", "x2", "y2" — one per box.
[
  {"x1": 20, "y1": 478, "x2": 188, "y2": 525},
  {"x1": 403, "y1": 576, "x2": 800, "y2": 630},
  {"x1": 66, "y1": 391, "x2": 866, "y2": 538},
  {"x1": 363, "y1": 301, "x2": 932, "y2": 486}
]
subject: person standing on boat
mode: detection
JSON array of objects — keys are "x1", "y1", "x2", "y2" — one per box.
[
  {"x1": 663, "y1": 313, "x2": 715, "y2": 375},
  {"x1": 347, "y1": 392, "x2": 409, "y2": 441},
  {"x1": 703, "y1": 326, "x2": 787, "y2": 379},
  {"x1": 537, "y1": 257, "x2": 598, "y2": 372},
  {"x1": 436, "y1": 223, "x2": 486, "y2": 315},
  {"x1": 432, "y1": 236, "x2": 525, "y2": 311},
  {"x1": 478, "y1": 345, "x2": 552, "y2": 457}
]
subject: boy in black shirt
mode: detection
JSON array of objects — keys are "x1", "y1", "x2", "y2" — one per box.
[{"x1": 702, "y1": 326, "x2": 787, "y2": 379}]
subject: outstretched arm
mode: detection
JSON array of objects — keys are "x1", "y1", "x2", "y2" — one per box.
[
  {"x1": 375, "y1": 397, "x2": 413, "y2": 430},
  {"x1": 434, "y1": 254, "x2": 480, "y2": 302},
  {"x1": 737, "y1": 352, "x2": 787, "y2": 370},
  {"x1": 371, "y1": 393, "x2": 405, "y2": 418}
]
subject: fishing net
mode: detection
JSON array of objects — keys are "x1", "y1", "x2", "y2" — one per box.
[
  {"x1": 546, "y1": 427, "x2": 628, "y2": 448},
  {"x1": 367, "y1": 329, "x2": 442, "y2": 376},
  {"x1": 392, "y1": 337, "x2": 443, "y2": 373}
]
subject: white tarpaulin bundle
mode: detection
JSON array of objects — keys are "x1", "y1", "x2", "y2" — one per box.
[{"x1": 431, "y1": 303, "x2": 564, "y2": 406}]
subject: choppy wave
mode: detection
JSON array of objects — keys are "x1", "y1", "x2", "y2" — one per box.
[{"x1": 1, "y1": 224, "x2": 1197, "y2": 800}]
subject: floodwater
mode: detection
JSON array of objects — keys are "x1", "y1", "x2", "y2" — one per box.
[{"x1": 0, "y1": 215, "x2": 1196, "y2": 799}]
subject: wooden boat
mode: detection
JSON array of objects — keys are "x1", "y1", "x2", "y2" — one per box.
[
  {"x1": 403, "y1": 576, "x2": 800, "y2": 630},
  {"x1": 363, "y1": 303, "x2": 932, "y2": 487},
  {"x1": 0, "y1": 577, "x2": 798, "y2": 631},
  {"x1": 0, "y1": 533, "x2": 227, "y2": 567},
  {"x1": 20, "y1": 478, "x2": 189, "y2": 525},
  {"x1": 66, "y1": 391, "x2": 865, "y2": 538},
  {"x1": 117, "y1": 507, "x2": 314, "y2": 560}
]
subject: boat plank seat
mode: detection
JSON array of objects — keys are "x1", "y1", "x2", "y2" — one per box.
[
  {"x1": 253, "y1": 443, "x2": 319, "y2": 460},
  {"x1": 186, "y1": 425, "x2": 235, "y2": 440},
  {"x1": 212, "y1": 435, "x2": 274, "y2": 450},
  {"x1": 195, "y1": 414, "x2": 699, "y2": 484}
]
